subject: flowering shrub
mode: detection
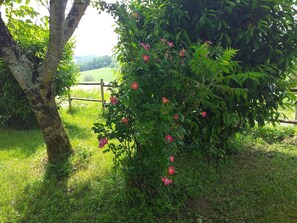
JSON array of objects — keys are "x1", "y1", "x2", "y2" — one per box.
[
  {"x1": 93, "y1": 0, "x2": 268, "y2": 192},
  {"x1": 93, "y1": 39, "x2": 264, "y2": 192},
  {"x1": 93, "y1": 38, "x2": 187, "y2": 190}
]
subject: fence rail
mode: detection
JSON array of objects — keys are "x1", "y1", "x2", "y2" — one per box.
[
  {"x1": 68, "y1": 83, "x2": 297, "y2": 124},
  {"x1": 68, "y1": 79, "x2": 112, "y2": 112}
]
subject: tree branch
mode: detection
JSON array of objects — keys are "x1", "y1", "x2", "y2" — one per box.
[
  {"x1": 0, "y1": 12, "x2": 34, "y2": 90},
  {"x1": 63, "y1": 0, "x2": 91, "y2": 44},
  {"x1": 38, "y1": 0, "x2": 67, "y2": 91},
  {"x1": 39, "y1": 0, "x2": 90, "y2": 97}
]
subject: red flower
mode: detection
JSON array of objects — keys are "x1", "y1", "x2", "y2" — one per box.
[
  {"x1": 98, "y1": 138, "x2": 108, "y2": 148},
  {"x1": 170, "y1": 155, "x2": 175, "y2": 163},
  {"x1": 110, "y1": 96, "x2": 118, "y2": 105},
  {"x1": 162, "y1": 97, "x2": 169, "y2": 104},
  {"x1": 131, "y1": 82, "x2": 139, "y2": 90},
  {"x1": 165, "y1": 134, "x2": 173, "y2": 143},
  {"x1": 168, "y1": 166, "x2": 175, "y2": 175},
  {"x1": 173, "y1": 114, "x2": 179, "y2": 120},
  {"x1": 161, "y1": 177, "x2": 173, "y2": 185},
  {"x1": 142, "y1": 55, "x2": 150, "y2": 62},
  {"x1": 179, "y1": 49, "x2": 186, "y2": 57},
  {"x1": 201, "y1": 111, "x2": 207, "y2": 118},
  {"x1": 140, "y1": 43, "x2": 150, "y2": 51},
  {"x1": 167, "y1": 41, "x2": 174, "y2": 47},
  {"x1": 122, "y1": 118, "x2": 129, "y2": 124}
]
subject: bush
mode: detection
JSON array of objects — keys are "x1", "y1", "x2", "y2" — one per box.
[
  {"x1": 93, "y1": 0, "x2": 296, "y2": 194},
  {"x1": 160, "y1": 0, "x2": 297, "y2": 126},
  {"x1": 93, "y1": 37, "x2": 262, "y2": 193}
]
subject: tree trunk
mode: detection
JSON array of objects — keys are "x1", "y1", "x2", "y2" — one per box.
[
  {"x1": 27, "y1": 87, "x2": 72, "y2": 162},
  {"x1": 0, "y1": 0, "x2": 91, "y2": 163}
]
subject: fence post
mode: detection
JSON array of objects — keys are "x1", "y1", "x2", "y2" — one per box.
[
  {"x1": 100, "y1": 79, "x2": 105, "y2": 112},
  {"x1": 68, "y1": 87, "x2": 72, "y2": 112}
]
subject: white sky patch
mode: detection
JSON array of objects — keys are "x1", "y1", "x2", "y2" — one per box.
[
  {"x1": 73, "y1": 7, "x2": 117, "y2": 57},
  {"x1": 1, "y1": 1, "x2": 118, "y2": 57}
]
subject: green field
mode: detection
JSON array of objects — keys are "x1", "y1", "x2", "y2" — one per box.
[{"x1": 78, "y1": 67, "x2": 116, "y2": 83}]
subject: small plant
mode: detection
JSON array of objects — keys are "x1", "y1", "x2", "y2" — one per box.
[{"x1": 71, "y1": 146, "x2": 92, "y2": 171}]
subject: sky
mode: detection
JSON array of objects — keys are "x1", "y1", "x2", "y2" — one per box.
[
  {"x1": 1, "y1": 1, "x2": 118, "y2": 57},
  {"x1": 72, "y1": 7, "x2": 118, "y2": 57}
]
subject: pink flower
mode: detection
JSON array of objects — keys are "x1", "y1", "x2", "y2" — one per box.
[
  {"x1": 162, "y1": 97, "x2": 169, "y2": 104},
  {"x1": 140, "y1": 43, "x2": 150, "y2": 51},
  {"x1": 165, "y1": 134, "x2": 173, "y2": 143},
  {"x1": 168, "y1": 166, "x2": 175, "y2": 175},
  {"x1": 173, "y1": 114, "x2": 179, "y2": 120},
  {"x1": 201, "y1": 111, "x2": 207, "y2": 118},
  {"x1": 142, "y1": 55, "x2": 150, "y2": 62},
  {"x1": 179, "y1": 49, "x2": 186, "y2": 57},
  {"x1": 161, "y1": 177, "x2": 173, "y2": 185},
  {"x1": 98, "y1": 138, "x2": 108, "y2": 148},
  {"x1": 122, "y1": 118, "x2": 129, "y2": 124},
  {"x1": 170, "y1": 155, "x2": 175, "y2": 163},
  {"x1": 110, "y1": 96, "x2": 118, "y2": 105},
  {"x1": 167, "y1": 41, "x2": 174, "y2": 47},
  {"x1": 131, "y1": 82, "x2": 139, "y2": 90}
]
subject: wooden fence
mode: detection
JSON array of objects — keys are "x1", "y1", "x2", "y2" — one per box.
[
  {"x1": 68, "y1": 79, "x2": 113, "y2": 112},
  {"x1": 68, "y1": 82, "x2": 297, "y2": 125}
]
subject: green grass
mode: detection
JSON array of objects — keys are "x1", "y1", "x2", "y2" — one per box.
[
  {"x1": 78, "y1": 67, "x2": 116, "y2": 83},
  {"x1": 174, "y1": 129, "x2": 297, "y2": 222},
  {"x1": 0, "y1": 95, "x2": 297, "y2": 222}
]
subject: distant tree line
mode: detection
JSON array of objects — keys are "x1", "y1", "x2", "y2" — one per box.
[{"x1": 75, "y1": 55, "x2": 116, "y2": 71}]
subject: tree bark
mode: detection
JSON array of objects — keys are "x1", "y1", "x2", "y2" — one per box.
[
  {"x1": 0, "y1": 0, "x2": 90, "y2": 162},
  {"x1": 28, "y1": 89, "x2": 72, "y2": 161}
]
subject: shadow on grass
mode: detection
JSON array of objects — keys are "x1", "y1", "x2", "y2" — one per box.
[
  {"x1": 173, "y1": 145, "x2": 297, "y2": 223},
  {"x1": 64, "y1": 121, "x2": 94, "y2": 141},
  {"x1": 10, "y1": 139, "x2": 297, "y2": 223},
  {"x1": 12, "y1": 159, "x2": 137, "y2": 223},
  {"x1": 0, "y1": 128, "x2": 43, "y2": 157}
]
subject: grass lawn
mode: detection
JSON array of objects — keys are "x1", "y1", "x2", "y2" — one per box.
[
  {"x1": 78, "y1": 67, "x2": 116, "y2": 83},
  {"x1": 0, "y1": 89, "x2": 297, "y2": 222}
]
